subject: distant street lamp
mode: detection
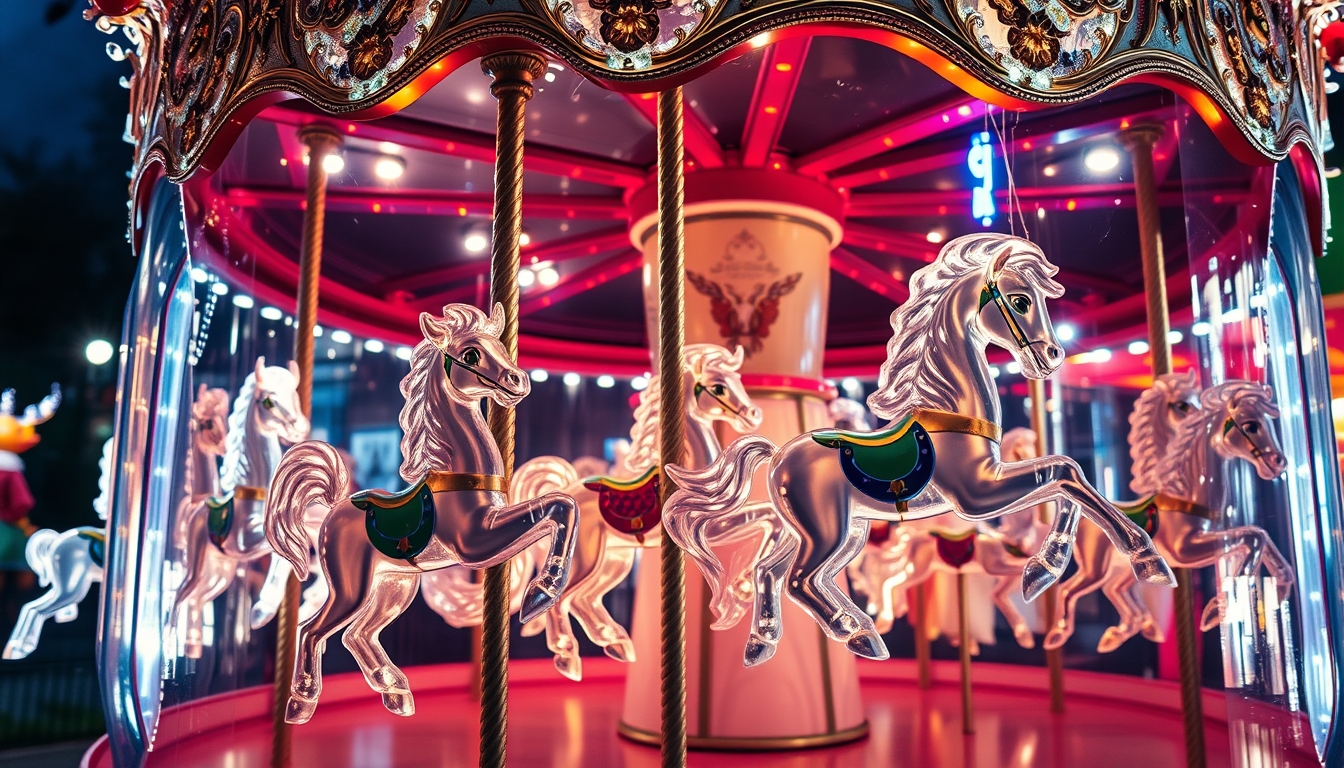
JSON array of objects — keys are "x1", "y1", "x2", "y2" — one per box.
[{"x1": 85, "y1": 339, "x2": 114, "y2": 366}]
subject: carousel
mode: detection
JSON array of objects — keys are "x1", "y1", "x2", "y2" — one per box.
[{"x1": 33, "y1": 0, "x2": 1344, "y2": 766}]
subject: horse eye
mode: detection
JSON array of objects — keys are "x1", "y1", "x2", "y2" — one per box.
[
  {"x1": 462, "y1": 348, "x2": 481, "y2": 367},
  {"x1": 1010, "y1": 295, "x2": 1031, "y2": 314},
  {"x1": 712, "y1": 384, "x2": 726, "y2": 396},
  {"x1": 1243, "y1": 421, "x2": 1260, "y2": 434},
  {"x1": 262, "y1": 397, "x2": 275, "y2": 409}
]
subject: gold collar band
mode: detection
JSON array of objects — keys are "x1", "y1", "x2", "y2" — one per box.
[
  {"x1": 427, "y1": 471, "x2": 506, "y2": 493},
  {"x1": 1155, "y1": 493, "x2": 1216, "y2": 520},
  {"x1": 911, "y1": 408, "x2": 1003, "y2": 444},
  {"x1": 233, "y1": 485, "x2": 267, "y2": 501}
]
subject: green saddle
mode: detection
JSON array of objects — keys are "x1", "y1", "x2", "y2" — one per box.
[
  {"x1": 205, "y1": 495, "x2": 234, "y2": 551},
  {"x1": 813, "y1": 415, "x2": 920, "y2": 481},
  {"x1": 1117, "y1": 495, "x2": 1160, "y2": 537},
  {"x1": 352, "y1": 478, "x2": 437, "y2": 561},
  {"x1": 77, "y1": 529, "x2": 106, "y2": 569}
]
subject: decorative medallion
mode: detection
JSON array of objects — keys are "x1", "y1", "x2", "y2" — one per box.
[
  {"x1": 297, "y1": 0, "x2": 442, "y2": 100},
  {"x1": 954, "y1": 0, "x2": 1122, "y2": 88},
  {"x1": 1203, "y1": 0, "x2": 1294, "y2": 135},
  {"x1": 164, "y1": 0, "x2": 246, "y2": 149},
  {"x1": 547, "y1": 0, "x2": 719, "y2": 70},
  {"x1": 686, "y1": 230, "x2": 801, "y2": 357}
]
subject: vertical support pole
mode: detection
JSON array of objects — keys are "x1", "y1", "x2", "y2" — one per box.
[
  {"x1": 1124, "y1": 123, "x2": 1205, "y2": 768},
  {"x1": 1028, "y1": 378, "x2": 1065, "y2": 714},
  {"x1": 956, "y1": 572, "x2": 974, "y2": 735},
  {"x1": 479, "y1": 51, "x2": 546, "y2": 768},
  {"x1": 271, "y1": 124, "x2": 341, "y2": 768},
  {"x1": 913, "y1": 582, "x2": 932, "y2": 690},
  {"x1": 657, "y1": 86, "x2": 688, "y2": 768}
]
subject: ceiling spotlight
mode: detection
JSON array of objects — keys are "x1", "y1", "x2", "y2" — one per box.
[
  {"x1": 1005, "y1": 361, "x2": 1022, "y2": 375},
  {"x1": 363, "y1": 339, "x2": 385, "y2": 353},
  {"x1": 520, "y1": 232, "x2": 531, "y2": 247},
  {"x1": 1092, "y1": 348, "x2": 1113, "y2": 363},
  {"x1": 840, "y1": 377, "x2": 861, "y2": 393},
  {"x1": 1056, "y1": 324, "x2": 1076, "y2": 342},
  {"x1": 313, "y1": 325, "x2": 323, "y2": 337},
  {"x1": 396, "y1": 346, "x2": 413, "y2": 360},
  {"x1": 1192, "y1": 321, "x2": 1213, "y2": 337},
  {"x1": 531, "y1": 369, "x2": 550, "y2": 383},
  {"x1": 232, "y1": 294, "x2": 255, "y2": 309},
  {"x1": 191, "y1": 267, "x2": 209, "y2": 283},
  {"x1": 211, "y1": 282, "x2": 229, "y2": 296},
  {"x1": 330, "y1": 329, "x2": 353, "y2": 344},
  {"x1": 926, "y1": 231, "x2": 944, "y2": 244},
  {"x1": 596, "y1": 375, "x2": 615, "y2": 388},
  {"x1": 518, "y1": 269, "x2": 536, "y2": 288},
  {"x1": 631, "y1": 376, "x2": 649, "y2": 391},
  {"x1": 1128, "y1": 340, "x2": 1150, "y2": 355},
  {"x1": 538, "y1": 267, "x2": 560, "y2": 287},
  {"x1": 321, "y1": 152, "x2": 345, "y2": 175},
  {"x1": 260, "y1": 306, "x2": 283, "y2": 321},
  {"x1": 1043, "y1": 165, "x2": 1057, "y2": 177},
  {"x1": 1084, "y1": 147, "x2": 1120, "y2": 173},
  {"x1": 464, "y1": 233, "x2": 489, "y2": 253},
  {"x1": 1167, "y1": 330, "x2": 1183, "y2": 344},
  {"x1": 562, "y1": 372, "x2": 581, "y2": 387},
  {"x1": 374, "y1": 155, "x2": 405, "y2": 180},
  {"x1": 85, "y1": 339, "x2": 114, "y2": 366},
  {"x1": 1036, "y1": 207, "x2": 1046, "y2": 220}
]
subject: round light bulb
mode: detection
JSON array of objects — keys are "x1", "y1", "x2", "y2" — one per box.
[
  {"x1": 86, "y1": 339, "x2": 114, "y2": 366},
  {"x1": 374, "y1": 155, "x2": 405, "y2": 180},
  {"x1": 538, "y1": 267, "x2": 560, "y2": 286},
  {"x1": 1084, "y1": 147, "x2": 1120, "y2": 173},
  {"x1": 464, "y1": 233, "x2": 489, "y2": 253}
]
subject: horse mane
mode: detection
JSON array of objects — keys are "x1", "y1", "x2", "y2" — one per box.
[
  {"x1": 219, "y1": 374, "x2": 257, "y2": 492},
  {"x1": 1158, "y1": 380, "x2": 1274, "y2": 498},
  {"x1": 93, "y1": 437, "x2": 114, "y2": 521},
  {"x1": 1128, "y1": 370, "x2": 1199, "y2": 495},
  {"x1": 867, "y1": 234, "x2": 1063, "y2": 419},
  {"x1": 398, "y1": 304, "x2": 502, "y2": 482},
  {"x1": 622, "y1": 343, "x2": 741, "y2": 475}
]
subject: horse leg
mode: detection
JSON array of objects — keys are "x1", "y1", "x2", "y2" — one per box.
[
  {"x1": 473, "y1": 493, "x2": 578, "y2": 624},
  {"x1": 175, "y1": 548, "x2": 235, "y2": 659},
  {"x1": 4, "y1": 587, "x2": 63, "y2": 659},
  {"x1": 341, "y1": 570, "x2": 421, "y2": 717},
  {"x1": 250, "y1": 555, "x2": 292, "y2": 629},
  {"x1": 1043, "y1": 522, "x2": 1113, "y2": 651},
  {"x1": 1022, "y1": 502, "x2": 1080, "y2": 602},
  {"x1": 744, "y1": 533, "x2": 799, "y2": 667},
  {"x1": 699, "y1": 501, "x2": 779, "y2": 630},
  {"x1": 979, "y1": 541, "x2": 1034, "y2": 648},
  {"x1": 568, "y1": 543, "x2": 637, "y2": 663},
  {"x1": 875, "y1": 535, "x2": 936, "y2": 634},
  {"x1": 795, "y1": 516, "x2": 887, "y2": 660},
  {"x1": 1097, "y1": 569, "x2": 1155, "y2": 652},
  {"x1": 299, "y1": 572, "x2": 330, "y2": 625}
]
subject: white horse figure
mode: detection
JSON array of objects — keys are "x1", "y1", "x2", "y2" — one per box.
[
  {"x1": 3, "y1": 437, "x2": 111, "y2": 659},
  {"x1": 847, "y1": 427, "x2": 1051, "y2": 648},
  {"x1": 1045, "y1": 381, "x2": 1293, "y2": 651},
  {"x1": 503, "y1": 344, "x2": 764, "y2": 680},
  {"x1": 664, "y1": 233, "x2": 1174, "y2": 665},
  {"x1": 171, "y1": 359, "x2": 309, "y2": 659},
  {"x1": 266, "y1": 303, "x2": 580, "y2": 722}
]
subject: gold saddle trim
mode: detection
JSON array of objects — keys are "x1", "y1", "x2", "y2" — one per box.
[{"x1": 816, "y1": 409, "x2": 1002, "y2": 447}]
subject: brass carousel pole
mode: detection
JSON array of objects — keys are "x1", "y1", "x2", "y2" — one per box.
[
  {"x1": 271, "y1": 124, "x2": 342, "y2": 768},
  {"x1": 1028, "y1": 378, "x2": 1065, "y2": 713},
  {"x1": 657, "y1": 86, "x2": 688, "y2": 768},
  {"x1": 480, "y1": 51, "x2": 546, "y2": 768},
  {"x1": 913, "y1": 583, "x2": 932, "y2": 689},
  {"x1": 956, "y1": 572, "x2": 973, "y2": 735},
  {"x1": 1123, "y1": 123, "x2": 1205, "y2": 768}
]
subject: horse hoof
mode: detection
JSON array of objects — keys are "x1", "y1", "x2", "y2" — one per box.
[
  {"x1": 744, "y1": 636, "x2": 778, "y2": 667},
  {"x1": 1199, "y1": 598, "x2": 1223, "y2": 632},
  {"x1": 1131, "y1": 554, "x2": 1175, "y2": 587},
  {"x1": 520, "y1": 615, "x2": 545, "y2": 638},
  {"x1": 603, "y1": 641, "x2": 635, "y2": 663},
  {"x1": 249, "y1": 610, "x2": 273, "y2": 631},
  {"x1": 382, "y1": 691, "x2": 415, "y2": 717},
  {"x1": 1097, "y1": 627, "x2": 1129, "y2": 654},
  {"x1": 2, "y1": 642, "x2": 30, "y2": 660},
  {"x1": 1042, "y1": 630, "x2": 1066, "y2": 651},
  {"x1": 554, "y1": 654, "x2": 583, "y2": 681},
  {"x1": 1021, "y1": 557, "x2": 1059, "y2": 603},
  {"x1": 285, "y1": 696, "x2": 317, "y2": 724},
  {"x1": 1140, "y1": 619, "x2": 1165, "y2": 643},
  {"x1": 845, "y1": 631, "x2": 889, "y2": 661},
  {"x1": 1014, "y1": 628, "x2": 1036, "y2": 649},
  {"x1": 519, "y1": 587, "x2": 559, "y2": 625}
]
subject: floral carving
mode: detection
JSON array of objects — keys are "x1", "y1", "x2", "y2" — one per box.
[
  {"x1": 589, "y1": 0, "x2": 673, "y2": 54},
  {"x1": 1007, "y1": 11, "x2": 1065, "y2": 70},
  {"x1": 297, "y1": 0, "x2": 360, "y2": 28},
  {"x1": 345, "y1": 0, "x2": 414, "y2": 80}
]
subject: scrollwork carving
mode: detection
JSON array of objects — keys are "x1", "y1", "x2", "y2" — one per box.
[{"x1": 954, "y1": 0, "x2": 1119, "y2": 87}]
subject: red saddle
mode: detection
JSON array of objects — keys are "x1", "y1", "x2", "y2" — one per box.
[{"x1": 582, "y1": 466, "x2": 661, "y2": 544}]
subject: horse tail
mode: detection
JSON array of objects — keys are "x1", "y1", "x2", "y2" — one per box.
[
  {"x1": 510, "y1": 457, "x2": 577, "y2": 502},
  {"x1": 663, "y1": 435, "x2": 778, "y2": 598},
  {"x1": 25, "y1": 529, "x2": 60, "y2": 588},
  {"x1": 266, "y1": 441, "x2": 348, "y2": 580}
]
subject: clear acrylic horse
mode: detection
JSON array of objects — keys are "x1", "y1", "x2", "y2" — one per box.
[
  {"x1": 1045, "y1": 380, "x2": 1292, "y2": 651},
  {"x1": 266, "y1": 304, "x2": 579, "y2": 722},
  {"x1": 502, "y1": 343, "x2": 764, "y2": 680},
  {"x1": 847, "y1": 427, "x2": 1053, "y2": 649},
  {"x1": 664, "y1": 233, "x2": 1175, "y2": 665},
  {"x1": 171, "y1": 359, "x2": 310, "y2": 659},
  {"x1": 3, "y1": 437, "x2": 111, "y2": 659}
]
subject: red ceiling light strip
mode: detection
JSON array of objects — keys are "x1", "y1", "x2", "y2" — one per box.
[
  {"x1": 842, "y1": 222, "x2": 940, "y2": 261},
  {"x1": 741, "y1": 38, "x2": 811, "y2": 168},
  {"x1": 223, "y1": 185, "x2": 627, "y2": 220},
  {"x1": 795, "y1": 94, "x2": 987, "y2": 178},
  {"x1": 846, "y1": 184, "x2": 1253, "y2": 217},
  {"x1": 830, "y1": 247, "x2": 911, "y2": 303},
  {"x1": 265, "y1": 105, "x2": 646, "y2": 188},
  {"x1": 520, "y1": 250, "x2": 644, "y2": 316},
  {"x1": 622, "y1": 93, "x2": 725, "y2": 169}
]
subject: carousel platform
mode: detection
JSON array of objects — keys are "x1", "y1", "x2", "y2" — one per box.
[{"x1": 81, "y1": 658, "x2": 1318, "y2": 768}]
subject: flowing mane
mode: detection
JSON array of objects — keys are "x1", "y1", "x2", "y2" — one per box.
[
  {"x1": 622, "y1": 343, "x2": 742, "y2": 475},
  {"x1": 1127, "y1": 370, "x2": 1199, "y2": 495},
  {"x1": 867, "y1": 234, "x2": 1062, "y2": 419},
  {"x1": 1158, "y1": 381, "x2": 1274, "y2": 499},
  {"x1": 219, "y1": 374, "x2": 257, "y2": 492},
  {"x1": 398, "y1": 304, "x2": 502, "y2": 482}
]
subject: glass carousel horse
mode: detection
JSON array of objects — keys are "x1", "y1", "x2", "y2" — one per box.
[
  {"x1": 265, "y1": 303, "x2": 579, "y2": 723},
  {"x1": 847, "y1": 427, "x2": 1052, "y2": 649},
  {"x1": 170, "y1": 358, "x2": 310, "y2": 659},
  {"x1": 664, "y1": 233, "x2": 1175, "y2": 665},
  {"x1": 3, "y1": 438, "x2": 111, "y2": 659},
  {"x1": 1045, "y1": 380, "x2": 1293, "y2": 652},
  {"x1": 502, "y1": 343, "x2": 764, "y2": 680},
  {"x1": 169, "y1": 385, "x2": 231, "y2": 555}
]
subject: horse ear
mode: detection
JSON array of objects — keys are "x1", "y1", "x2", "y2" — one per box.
[
  {"x1": 730, "y1": 345, "x2": 745, "y2": 368},
  {"x1": 198, "y1": 383, "x2": 207, "y2": 401},
  {"x1": 489, "y1": 302, "x2": 506, "y2": 335},
  {"x1": 254, "y1": 357, "x2": 266, "y2": 384},
  {"x1": 420, "y1": 312, "x2": 447, "y2": 347},
  {"x1": 288, "y1": 360, "x2": 300, "y2": 382},
  {"x1": 990, "y1": 246, "x2": 1013, "y2": 277}
]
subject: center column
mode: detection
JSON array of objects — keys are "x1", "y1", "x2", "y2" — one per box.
[{"x1": 619, "y1": 168, "x2": 867, "y2": 748}]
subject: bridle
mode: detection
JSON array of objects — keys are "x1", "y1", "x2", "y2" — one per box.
[
  {"x1": 444, "y1": 351, "x2": 514, "y2": 394},
  {"x1": 693, "y1": 381, "x2": 747, "y2": 418},
  {"x1": 978, "y1": 272, "x2": 1054, "y2": 369},
  {"x1": 1223, "y1": 416, "x2": 1268, "y2": 460}
]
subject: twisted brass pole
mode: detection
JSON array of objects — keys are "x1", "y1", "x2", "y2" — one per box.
[
  {"x1": 479, "y1": 51, "x2": 545, "y2": 768},
  {"x1": 1028, "y1": 378, "x2": 1065, "y2": 714},
  {"x1": 271, "y1": 124, "x2": 341, "y2": 768},
  {"x1": 1124, "y1": 123, "x2": 1205, "y2": 768},
  {"x1": 657, "y1": 86, "x2": 688, "y2": 768}
]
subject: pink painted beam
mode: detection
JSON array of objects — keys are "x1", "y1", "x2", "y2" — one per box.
[
  {"x1": 830, "y1": 92, "x2": 1174, "y2": 190},
  {"x1": 265, "y1": 104, "x2": 646, "y2": 188},
  {"x1": 847, "y1": 184, "x2": 1252, "y2": 217},
  {"x1": 623, "y1": 93, "x2": 725, "y2": 169},
  {"x1": 520, "y1": 250, "x2": 644, "y2": 316},
  {"x1": 843, "y1": 222, "x2": 941, "y2": 262},
  {"x1": 795, "y1": 94, "x2": 988, "y2": 178},
  {"x1": 223, "y1": 185, "x2": 626, "y2": 220},
  {"x1": 830, "y1": 247, "x2": 910, "y2": 303},
  {"x1": 741, "y1": 38, "x2": 811, "y2": 168}
]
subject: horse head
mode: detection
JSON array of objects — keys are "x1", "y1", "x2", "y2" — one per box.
[
  {"x1": 250, "y1": 357, "x2": 310, "y2": 445},
  {"x1": 191, "y1": 384, "x2": 231, "y2": 457},
  {"x1": 685, "y1": 343, "x2": 762, "y2": 434},
  {"x1": 1207, "y1": 381, "x2": 1287, "y2": 481},
  {"x1": 419, "y1": 303, "x2": 529, "y2": 409},
  {"x1": 1128, "y1": 370, "x2": 1201, "y2": 495},
  {"x1": 969, "y1": 234, "x2": 1066, "y2": 379}
]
